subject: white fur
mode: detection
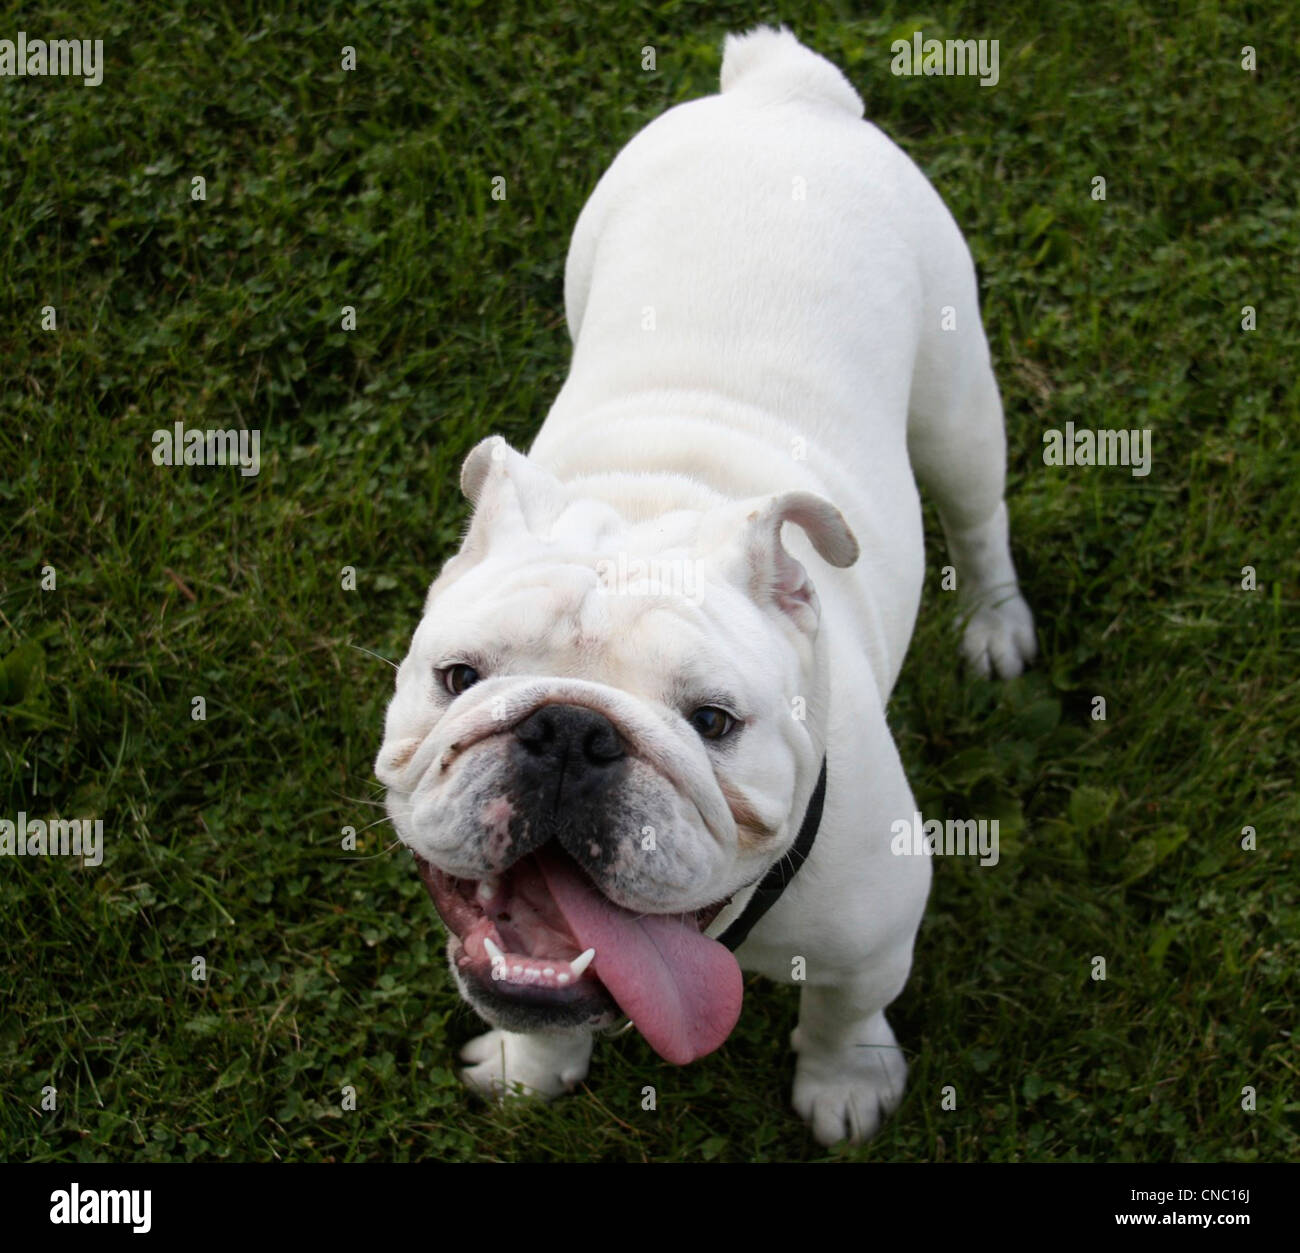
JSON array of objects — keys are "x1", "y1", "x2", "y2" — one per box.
[{"x1": 383, "y1": 27, "x2": 1035, "y2": 1146}]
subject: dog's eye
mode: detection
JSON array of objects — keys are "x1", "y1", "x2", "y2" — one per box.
[
  {"x1": 689, "y1": 706, "x2": 735, "y2": 740},
  {"x1": 441, "y1": 664, "x2": 481, "y2": 696}
]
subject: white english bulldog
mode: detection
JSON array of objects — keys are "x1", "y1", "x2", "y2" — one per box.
[{"x1": 376, "y1": 26, "x2": 1035, "y2": 1146}]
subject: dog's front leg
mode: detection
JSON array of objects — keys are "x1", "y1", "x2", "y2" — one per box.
[
  {"x1": 459, "y1": 1027, "x2": 594, "y2": 1100},
  {"x1": 790, "y1": 951, "x2": 915, "y2": 1146}
]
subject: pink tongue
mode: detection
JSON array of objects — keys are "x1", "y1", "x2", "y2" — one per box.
[{"x1": 536, "y1": 851, "x2": 743, "y2": 1065}]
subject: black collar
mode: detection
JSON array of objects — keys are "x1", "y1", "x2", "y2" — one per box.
[{"x1": 717, "y1": 757, "x2": 827, "y2": 952}]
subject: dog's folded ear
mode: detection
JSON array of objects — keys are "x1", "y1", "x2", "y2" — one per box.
[
  {"x1": 459, "y1": 436, "x2": 568, "y2": 528},
  {"x1": 706, "y1": 491, "x2": 859, "y2": 633},
  {"x1": 425, "y1": 437, "x2": 569, "y2": 604}
]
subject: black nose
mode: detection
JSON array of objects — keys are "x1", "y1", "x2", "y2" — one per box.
[{"x1": 513, "y1": 704, "x2": 626, "y2": 767}]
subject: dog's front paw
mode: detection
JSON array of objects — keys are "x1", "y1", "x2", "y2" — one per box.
[
  {"x1": 459, "y1": 1028, "x2": 593, "y2": 1100},
  {"x1": 959, "y1": 589, "x2": 1036, "y2": 679},
  {"x1": 791, "y1": 1028, "x2": 909, "y2": 1147}
]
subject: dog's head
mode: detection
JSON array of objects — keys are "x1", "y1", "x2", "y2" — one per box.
[{"x1": 375, "y1": 437, "x2": 858, "y2": 1062}]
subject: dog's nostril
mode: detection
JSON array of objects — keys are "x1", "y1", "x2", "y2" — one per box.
[
  {"x1": 582, "y1": 726, "x2": 624, "y2": 765},
  {"x1": 517, "y1": 730, "x2": 552, "y2": 755},
  {"x1": 515, "y1": 711, "x2": 556, "y2": 754}
]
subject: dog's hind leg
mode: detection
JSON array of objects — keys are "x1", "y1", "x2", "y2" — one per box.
[{"x1": 904, "y1": 235, "x2": 1036, "y2": 678}]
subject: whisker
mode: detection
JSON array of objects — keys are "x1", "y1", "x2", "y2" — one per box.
[
  {"x1": 348, "y1": 642, "x2": 399, "y2": 671},
  {"x1": 343, "y1": 831, "x2": 409, "y2": 863}
]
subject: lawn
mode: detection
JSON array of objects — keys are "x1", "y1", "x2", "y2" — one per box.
[{"x1": 0, "y1": 0, "x2": 1295, "y2": 1162}]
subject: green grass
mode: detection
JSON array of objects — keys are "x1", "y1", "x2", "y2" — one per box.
[{"x1": 1, "y1": 0, "x2": 1296, "y2": 1162}]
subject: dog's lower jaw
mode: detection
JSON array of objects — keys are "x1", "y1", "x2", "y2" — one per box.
[{"x1": 446, "y1": 937, "x2": 619, "y2": 1035}]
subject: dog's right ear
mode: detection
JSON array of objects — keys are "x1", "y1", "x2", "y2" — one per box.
[
  {"x1": 459, "y1": 435, "x2": 568, "y2": 537},
  {"x1": 425, "y1": 437, "x2": 569, "y2": 605},
  {"x1": 458, "y1": 436, "x2": 506, "y2": 503}
]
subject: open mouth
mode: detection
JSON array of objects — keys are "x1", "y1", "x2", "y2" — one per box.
[{"x1": 415, "y1": 846, "x2": 744, "y2": 1064}]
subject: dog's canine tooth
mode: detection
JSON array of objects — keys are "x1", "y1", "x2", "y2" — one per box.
[
  {"x1": 476, "y1": 877, "x2": 499, "y2": 903},
  {"x1": 569, "y1": 948, "x2": 596, "y2": 977},
  {"x1": 484, "y1": 936, "x2": 506, "y2": 969}
]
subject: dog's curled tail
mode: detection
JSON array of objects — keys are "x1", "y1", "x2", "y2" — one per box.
[{"x1": 720, "y1": 25, "x2": 864, "y2": 118}]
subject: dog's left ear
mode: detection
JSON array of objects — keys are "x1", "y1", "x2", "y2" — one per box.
[{"x1": 708, "y1": 491, "x2": 859, "y2": 633}]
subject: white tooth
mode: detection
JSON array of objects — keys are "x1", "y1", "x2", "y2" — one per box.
[
  {"x1": 484, "y1": 937, "x2": 505, "y2": 966},
  {"x1": 477, "y1": 878, "x2": 499, "y2": 903},
  {"x1": 543, "y1": 968, "x2": 555, "y2": 977},
  {"x1": 569, "y1": 948, "x2": 596, "y2": 977},
  {"x1": 557, "y1": 973, "x2": 570, "y2": 985}
]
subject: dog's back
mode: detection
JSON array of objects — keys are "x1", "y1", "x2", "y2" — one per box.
[
  {"x1": 549, "y1": 28, "x2": 974, "y2": 464},
  {"x1": 537, "y1": 27, "x2": 990, "y2": 682}
]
